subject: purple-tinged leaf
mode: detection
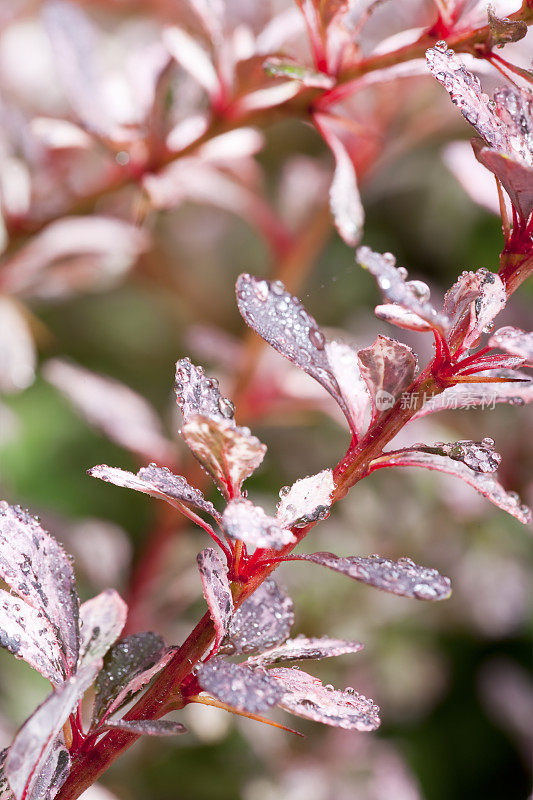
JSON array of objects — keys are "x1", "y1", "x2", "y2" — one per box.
[
  {"x1": 93, "y1": 633, "x2": 173, "y2": 723},
  {"x1": 356, "y1": 247, "x2": 448, "y2": 334},
  {"x1": 175, "y1": 358, "x2": 235, "y2": 425},
  {"x1": 222, "y1": 501, "x2": 295, "y2": 550},
  {"x1": 357, "y1": 336, "x2": 417, "y2": 416},
  {"x1": 314, "y1": 113, "x2": 364, "y2": 246},
  {"x1": 324, "y1": 342, "x2": 370, "y2": 437},
  {"x1": 103, "y1": 719, "x2": 187, "y2": 737},
  {"x1": 264, "y1": 59, "x2": 334, "y2": 88},
  {"x1": 44, "y1": 360, "x2": 173, "y2": 464},
  {"x1": 23, "y1": 739, "x2": 70, "y2": 800},
  {"x1": 488, "y1": 7, "x2": 527, "y2": 46},
  {"x1": 402, "y1": 438, "x2": 502, "y2": 474},
  {"x1": 372, "y1": 450, "x2": 531, "y2": 524},
  {"x1": 78, "y1": 590, "x2": 127, "y2": 668},
  {"x1": 0, "y1": 588, "x2": 64, "y2": 685},
  {"x1": 197, "y1": 549, "x2": 233, "y2": 651},
  {"x1": 181, "y1": 416, "x2": 266, "y2": 499},
  {"x1": 87, "y1": 464, "x2": 220, "y2": 522},
  {"x1": 236, "y1": 274, "x2": 356, "y2": 430},
  {"x1": 5, "y1": 663, "x2": 100, "y2": 800},
  {"x1": 270, "y1": 668, "x2": 380, "y2": 731},
  {"x1": 472, "y1": 141, "x2": 533, "y2": 221},
  {"x1": 425, "y1": 44, "x2": 508, "y2": 151},
  {"x1": 221, "y1": 580, "x2": 294, "y2": 655},
  {"x1": 489, "y1": 326, "x2": 533, "y2": 365},
  {"x1": 295, "y1": 552, "x2": 452, "y2": 600},
  {"x1": 197, "y1": 658, "x2": 283, "y2": 714},
  {"x1": 444, "y1": 268, "x2": 506, "y2": 350},
  {"x1": 374, "y1": 304, "x2": 433, "y2": 332},
  {"x1": 0, "y1": 297, "x2": 36, "y2": 394},
  {"x1": 413, "y1": 368, "x2": 533, "y2": 416},
  {"x1": 276, "y1": 470, "x2": 334, "y2": 529},
  {"x1": 246, "y1": 636, "x2": 364, "y2": 667},
  {"x1": 0, "y1": 503, "x2": 79, "y2": 677}
]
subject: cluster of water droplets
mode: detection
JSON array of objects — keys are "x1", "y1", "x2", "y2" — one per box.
[
  {"x1": 175, "y1": 357, "x2": 235, "y2": 424},
  {"x1": 197, "y1": 657, "x2": 283, "y2": 713},
  {"x1": 493, "y1": 86, "x2": 533, "y2": 166},
  {"x1": 221, "y1": 579, "x2": 295, "y2": 656},
  {"x1": 137, "y1": 463, "x2": 219, "y2": 520},
  {"x1": 422, "y1": 438, "x2": 502, "y2": 474}
]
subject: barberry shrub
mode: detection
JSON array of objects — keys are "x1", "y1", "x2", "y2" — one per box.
[{"x1": 0, "y1": 1, "x2": 531, "y2": 799}]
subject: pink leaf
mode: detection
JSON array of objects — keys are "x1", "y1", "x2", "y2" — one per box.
[
  {"x1": 315, "y1": 113, "x2": 364, "y2": 246},
  {"x1": 0, "y1": 298, "x2": 36, "y2": 393},
  {"x1": 246, "y1": 636, "x2": 364, "y2": 667},
  {"x1": 22, "y1": 739, "x2": 70, "y2": 800},
  {"x1": 93, "y1": 633, "x2": 175, "y2": 724},
  {"x1": 222, "y1": 500, "x2": 295, "y2": 550},
  {"x1": 236, "y1": 274, "x2": 357, "y2": 431},
  {"x1": 489, "y1": 326, "x2": 533, "y2": 365},
  {"x1": 396, "y1": 439, "x2": 502, "y2": 473},
  {"x1": 294, "y1": 552, "x2": 451, "y2": 600},
  {"x1": 413, "y1": 368, "x2": 533, "y2": 416},
  {"x1": 0, "y1": 503, "x2": 79, "y2": 678},
  {"x1": 175, "y1": 358, "x2": 235, "y2": 425},
  {"x1": 103, "y1": 719, "x2": 187, "y2": 737},
  {"x1": 232, "y1": 82, "x2": 300, "y2": 114},
  {"x1": 493, "y1": 86, "x2": 533, "y2": 167},
  {"x1": 372, "y1": 450, "x2": 531, "y2": 524},
  {"x1": 276, "y1": 469, "x2": 334, "y2": 528},
  {"x1": 44, "y1": 360, "x2": 173, "y2": 463},
  {"x1": 180, "y1": 416, "x2": 266, "y2": 499},
  {"x1": 221, "y1": 579, "x2": 294, "y2": 655},
  {"x1": 444, "y1": 268, "x2": 506, "y2": 350},
  {"x1": 374, "y1": 304, "x2": 433, "y2": 332},
  {"x1": 197, "y1": 548, "x2": 233, "y2": 651},
  {"x1": 270, "y1": 668, "x2": 380, "y2": 731},
  {"x1": 197, "y1": 658, "x2": 283, "y2": 713},
  {"x1": 472, "y1": 140, "x2": 533, "y2": 221},
  {"x1": 163, "y1": 26, "x2": 220, "y2": 97},
  {"x1": 5, "y1": 663, "x2": 100, "y2": 800},
  {"x1": 78, "y1": 590, "x2": 128, "y2": 668},
  {"x1": 87, "y1": 464, "x2": 220, "y2": 522},
  {"x1": 0, "y1": 588, "x2": 65, "y2": 685},
  {"x1": 425, "y1": 44, "x2": 507, "y2": 151},
  {"x1": 324, "y1": 342, "x2": 370, "y2": 438},
  {"x1": 357, "y1": 335, "x2": 417, "y2": 417},
  {"x1": 357, "y1": 247, "x2": 448, "y2": 334}
]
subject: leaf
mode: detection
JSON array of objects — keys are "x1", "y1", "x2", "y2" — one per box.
[
  {"x1": 0, "y1": 750, "x2": 11, "y2": 800},
  {"x1": 222, "y1": 500, "x2": 295, "y2": 550},
  {"x1": 0, "y1": 588, "x2": 65, "y2": 685},
  {"x1": 87, "y1": 464, "x2": 220, "y2": 522},
  {"x1": 23, "y1": 739, "x2": 70, "y2": 800},
  {"x1": 263, "y1": 58, "x2": 334, "y2": 88},
  {"x1": 357, "y1": 336, "x2": 417, "y2": 417},
  {"x1": 0, "y1": 298, "x2": 36, "y2": 394},
  {"x1": 270, "y1": 668, "x2": 380, "y2": 731},
  {"x1": 103, "y1": 719, "x2": 187, "y2": 737},
  {"x1": 372, "y1": 450, "x2": 531, "y2": 524},
  {"x1": 294, "y1": 552, "x2": 452, "y2": 600},
  {"x1": 246, "y1": 636, "x2": 364, "y2": 667},
  {"x1": 374, "y1": 304, "x2": 433, "y2": 332},
  {"x1": 404, "y1": 438, "x2": 502, "y2": 474},
  {"x1": 472, "y1": 140, "x2": 533, "y2": 221},
  {"x1": 357, "y1": 247, "x2": 448, "y2": 334},
  {"x1": 0, "y1": 503, "x2": 79, "y2": 678},
  {"x1": 197, "y1": 549, "x2": 233, "y2": 651},
  {"x1": 489, "y1": 326, "x2": 533, "y2": 364},
  {"x1": 163, "y1": 26, "x2": 219, "y2": 97},
  {"x1": 425, "y1": 44, "x2": 508, "y2": 152},
  {"x1": 181, "y1": 416, "x2": 266, "y2": 499},
  {"x1": 443, "y1": 268, "x2": 507, "y2": 350},
  {"x1": 412, "y1": 368, "x2": 533, "y2": 416},
  {"x1": 93, "y1": 633, "x2": 173, "y2": 723},
  {"x1": 314, "y1": 113, "x2": 364, "y2": 246},
  {"x1": 488, "y1": 7, "x2": 527, "y2": 47},
  {"x1": 5, "y1": 663, "x2": 99, "y2": 800},
  {"x1": 78, "y1": 590, "x2": 128, "y2": 668},
  {"x1": 235, "y1": 274, "x2": 356, "y2": 430},
  {"x1": 276, "y1": 469, "x2": 335, "y2": 528},
  {"x1": 493, "y1": 86, "x2": 533, "y2": 167},
  {"x1": 197, "y1": 658, "x2": 283, "y2": 714},
  {"x1": 324, "y1": 342, "x2": 370, "y2": 438},
  {"x1": 44, "y1": 360, "x2": 173, "y2": 464},
  {"x1": 175, "y1": 359, "x2": 235, "y2": 424},
  {"x1": 221, "y1": 579, "x2": 294, "y2": 655}
]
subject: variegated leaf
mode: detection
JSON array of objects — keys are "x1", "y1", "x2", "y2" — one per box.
[
  {"x1": 357, "y1": 336, "x2": 417, "y2": 416},
  {"x1": 246, "y1": 636, "x2": 364, "y2": 667},
  {"x1": 103, "y1": 719, "x2": 187, "y2": 737},
  {"x1": 222, "y1": 500, "x2": 295, "y2": 550},
  {"x1": 276, "y1": 469, "x2": 334, "y2": 528},
  {"x1": 197, "y1": 548, "x2": 233, "y2": 651},
  {"x1": 221, "y1": 580, "x2": 294, "y2": 655},
  {"x1": 197, "y1": 658, "x2": 283, "y2": 713},
  {"x1": 78, "y1": 590, "x2": 128, "y2": 668}
]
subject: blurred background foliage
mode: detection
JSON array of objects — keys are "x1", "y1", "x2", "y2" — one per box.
[{"x1": 0, "y1": 2, "x2": 532, "y2": 799}]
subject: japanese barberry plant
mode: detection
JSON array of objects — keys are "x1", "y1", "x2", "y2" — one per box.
[{"x1": 0, "y1": 1, "x2": 532, "y2": 799}]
